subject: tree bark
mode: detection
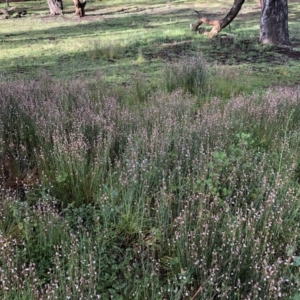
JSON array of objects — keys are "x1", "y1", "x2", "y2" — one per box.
[
  {"x1": 260, "y1": 0, "x2": 290, "y2": 46},
  {"x1": 47, "y1": 0, "x2": 63, "y2": 15},
  {"x1": 190, "y1": 0, "x2": 245, "y2": 38},
  {"x1": 73, "y1": 0, "x2": 86, "y2": 17}
]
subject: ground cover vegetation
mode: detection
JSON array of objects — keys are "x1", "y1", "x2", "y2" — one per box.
[{"x1": 1, "y1": 0, "x2": 300, "y2": 299}]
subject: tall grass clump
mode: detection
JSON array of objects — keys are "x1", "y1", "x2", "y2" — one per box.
[
  {"x1": 162, "y1": 55, "x2": 208, "y2": 97},
  {"x1": 1, "y1": 72, "x2": 300, "y2": 299},
  {"x1": 208, "y1": 66, "x2": 263, "y2": 99},
  {"x1": 88, "y1": 41, "x2": 122, "y2": 61}
]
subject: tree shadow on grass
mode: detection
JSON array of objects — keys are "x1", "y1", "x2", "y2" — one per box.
[
  {"x1": 1, "y1": 1, "x2": 300, "y2": 81},
  {"x1": 0, "y1": 7, "x2": 193, "y2": 48}
]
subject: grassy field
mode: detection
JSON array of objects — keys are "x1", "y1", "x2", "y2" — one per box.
[
  {"x1": 1, "y1": 0, "x2": 300, "y2": 299},
  {"x1": 1, "y1": 0, "x2": 300, "y2": 85}
]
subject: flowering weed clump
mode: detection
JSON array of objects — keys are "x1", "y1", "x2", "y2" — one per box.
[{"x1": 1, "y1": 70, "x2": 300, "y2": 299}]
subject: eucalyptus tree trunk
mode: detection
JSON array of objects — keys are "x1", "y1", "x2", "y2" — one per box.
[
  {"x1": 47, "y1": 0, "x2": 63, "y2": 15},
  {"x1": 260, "y1": 0, "x2": 290, "y2": 46}
]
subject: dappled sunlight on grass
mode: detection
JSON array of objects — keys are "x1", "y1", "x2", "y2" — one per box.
[{"x1": 0, "y1": 0, "x2": 299, "y2": 85}]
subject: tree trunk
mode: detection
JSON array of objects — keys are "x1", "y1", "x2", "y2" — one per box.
[
  {"x1": 47, "y1": 0, "x2": 63, "y2": 15},
  {"x1": 191, "y1": 0, "x2": 245, "y2": 38},
  {"x1": 260, "y1": 0, "x2": 290, "y2": 46},
  {"x1": 73, "y1": 0, "x2": 86, "y2": 17}
]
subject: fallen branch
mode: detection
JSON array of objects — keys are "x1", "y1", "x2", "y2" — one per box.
[
  {"x1": 190, "y1": 0, "x2": 246, "y2": 38},
  {"x1": 0, "y1": 7, "x2": 27, "y2": 18},
  {"x1": 0, "y1": 6, "x2": 15, "y2": 15},
  {"x1": 0, "y1": 9, "x2": 9, "y2": 17}
]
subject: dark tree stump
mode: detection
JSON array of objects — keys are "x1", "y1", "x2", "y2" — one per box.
[{"x1": 73, "y1": 0, "x2": 86, "y2": 17}]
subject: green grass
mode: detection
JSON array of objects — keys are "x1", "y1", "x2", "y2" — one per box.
[
  {"x1": 1, "y1": 1, "x2": 300, "y2": 299},
  {"x1": 1, "y1": 0, "x2": 300, "y2": 86},
  {"x1": 2, "y1": 73, "x2": 300, "y2": 299}
]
